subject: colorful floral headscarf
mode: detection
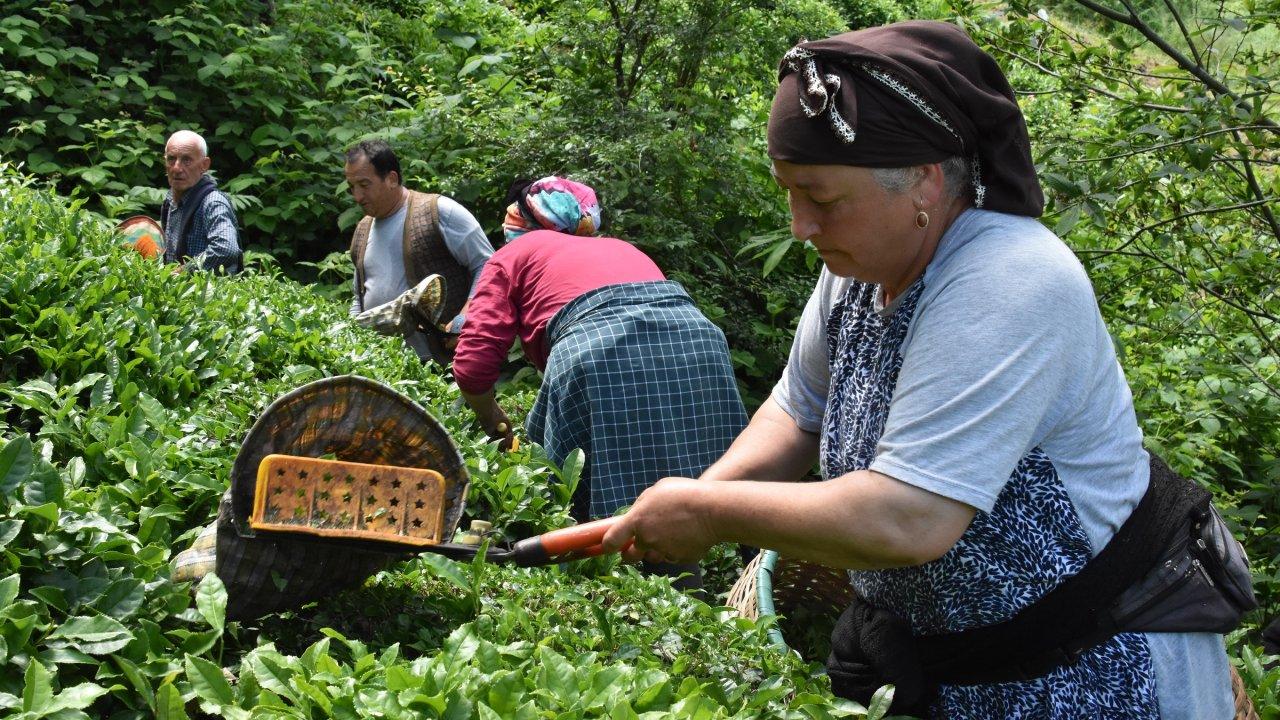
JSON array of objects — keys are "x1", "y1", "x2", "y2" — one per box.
[{"x1": 502, "y1": 176, "x2": 602, "y2": 242}]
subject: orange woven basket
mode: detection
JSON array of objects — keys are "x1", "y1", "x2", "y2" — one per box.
[{"x1": 115, "y1": 215, "x2": 165, "y2": 260}]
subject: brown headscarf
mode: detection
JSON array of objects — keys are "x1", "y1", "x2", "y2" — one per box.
[{"x1": 766, "y1": 21, "x2": 1044, "y2": 217}]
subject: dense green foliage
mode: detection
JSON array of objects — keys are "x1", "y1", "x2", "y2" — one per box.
[
  {"x1": 3, "y1": 0, "x2": 1279, "y2": 714},
  {"x1": 1, "y1": 0, "x2": 854, "y2": 401},
  {"x1": 0, "y1": 180, "x2": 899, "y2": 718}
]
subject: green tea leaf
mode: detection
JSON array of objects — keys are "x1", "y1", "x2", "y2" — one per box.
[
  {"x1": 154, "y1": 681, "x2": 190, "y2": 720},
  {"x1": 0, "y1": 521, "x2": 22, "y2": 552},
  {"x1": 0, "y1": 435, "x2": 33, "y2": 496},
  {"x1": 185, "y1": 653, "x2": 235, "y2": 708},
  {"x1": 137, "y1": 392, "x2": 169, "y2": 431},
  {"x1": 174, "y1": 628, "x2": 221, "y2": 656},
  {"x1": 557, "y1": 448, "x2": 585, "y2": 488},
  {"x1": 66, "y1": 372, "x2": 106, "y2": 397},
  {"x1": 588, "y1": 599, "x2": 616, "y2": 650},
  {"x1": 469, "y1": 537, "x2": 490, "y2": 616},
  {"x1": 418, "y1": 553, "x2": 470, "y2": 593},
  {"x1": 0, "y1": 574, "x2": 18, "y2": 607},
  {"x1": 92, "y1": 579, "x2": 145, "y2": 620},
  {"x1": 18, "y1": 502, "x2": 59, "y2": 524},
  {"x1": 196, "y1": 573, "x2": 227, "y2": 634},
  {"x1": 47, "y1": 615, "x2": 134, "y2": 654},
  {"x1": 866, "y1": 684, "x2": 894, "y2": 720},
  {"x1": 244, "y1": 650, "x2": 298, "y2": 701},
  {"x1": 610, "y1": 701, "x2": 640, "y2": 720},
  {"x1": 22, "y1": 463, "x2": 65, "y2": 507},
  {"x1": 537, "y1": 648, "x2": 577, "y2": 705},
  {"x1": 22, "y1": 660, "x2": 53, "y2": 714},
  {"x1": 486, "y1": 671, "x2": 521, "y2": 716},
  {"x1": 47, "y1": 682, "x2": 109, "y2": 712},
  {"x1": 31, "y1": 586, "x2": 68, "y2": 613},
  {"x1": 113, "y1": 655, "x2": 155, "y2": 710},
  {"x1": 443, "y1": 690, "x2": 475, "y2": 720},
  {"x1": 89, "y1": 374, "x2": 114, "y2": 406}
]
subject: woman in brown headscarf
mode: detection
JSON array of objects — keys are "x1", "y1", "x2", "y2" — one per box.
[{"x1": 602, "y1": 20, "x2": 1242, "y2": 719}]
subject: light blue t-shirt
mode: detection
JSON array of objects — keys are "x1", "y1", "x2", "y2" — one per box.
[{"x1": 773, "y1": 208, "x2": 1232, "y2": 719}]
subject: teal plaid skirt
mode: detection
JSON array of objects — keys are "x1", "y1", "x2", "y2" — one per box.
[{"x1": 526, "y1": 281, "x2": 747, "y2": 518}]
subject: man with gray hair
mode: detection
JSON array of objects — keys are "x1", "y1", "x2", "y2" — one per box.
[{"x1": 160, "y1": 130, "x2": 242, "y2": 273}]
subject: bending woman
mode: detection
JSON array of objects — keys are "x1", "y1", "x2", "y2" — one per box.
[{"x1": 453, "y1": 177, "x2": 747, "y2": 537}]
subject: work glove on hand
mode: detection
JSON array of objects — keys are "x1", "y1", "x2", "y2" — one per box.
[{"x1": 355, "y1": 274, "x2": 445, "y2": 336}]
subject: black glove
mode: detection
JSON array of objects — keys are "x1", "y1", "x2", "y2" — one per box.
[
  {"x1": 827, "y1": 596, "x2": 936, "y2": 716},
  {"x1": 1263, "y1": 616, "x2": 1280, "y2": 661}
]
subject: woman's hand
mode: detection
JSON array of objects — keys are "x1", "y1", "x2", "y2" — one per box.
[
  {"x1": 602, "y1": 478, "x2": 719, "y2": 564},
  {"x1": 460, "y1": 387, "x2": 513, "y2": 448},
  {"x1": 491, "y1": 420, "x2": 517, "y2": 452},
  {"x1": 482, "y1": 408, "x2": 514, "y2": 447}
]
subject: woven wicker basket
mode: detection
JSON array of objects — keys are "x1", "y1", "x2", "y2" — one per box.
[
  {"x1": 728, "y1": 550, "x2": 1259, "y2": 719},
  {"x1": 215, "y1": 375, "x2": 469, "y2": 621},
  {"x1": 726, "y1": 550, "x2": 853, "y2": 651}
]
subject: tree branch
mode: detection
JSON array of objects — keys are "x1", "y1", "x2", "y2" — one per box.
[
  {"x1": 605, "y1": 0, "x2": 626, "y2": 101},
  {"x1": 1116, "y1": 244, "x2": 1280, "y2": 357},
  {"x1": 1070, "y1": 0, "x2": 1275, "y2": 127},
  {"x1": 1160, "y1": 0, "x2": 1204, "y2": 68},
  {"x1": 991, "y1": 45, "x2": 1191, "y2": 114},
  {"x1": 1229, "y1": 128, "x2": 1280, "y2": 242},
  {"x1": 1067, "y1": 124, "x2": 1277, "y2": 163},
  {"x1": 1070, "y1": 0, "x2": 1130, "y2": 23},
  {"x1": 1129, "y1": 240, "x2": 1280, "y2": 327},
  {"x1": 1077, "y1": 197, "x2": 1279, "y2": 258}
]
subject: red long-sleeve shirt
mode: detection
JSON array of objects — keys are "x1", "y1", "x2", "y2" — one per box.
[{"x1": 452, "y1": 229, "x2": 666, "y2": 394}]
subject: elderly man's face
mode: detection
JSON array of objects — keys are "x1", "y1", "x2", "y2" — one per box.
[
  {"x1": 164, "y1": 135, "x2": 211, "y2": 196},
  {"x1": 773, "y1": 160, "x2": 927, "y2": 294},
  {"x1": 344, "y1": 156, "x2": 403, "y2": 219}
]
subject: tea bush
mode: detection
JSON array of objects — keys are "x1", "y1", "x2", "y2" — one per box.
[
  {"x1": 0, "y1": 175, "x2": 905, "y2": 719},
  {"x1": 4, "y1": 0, "x2": 1280, "y2": 712}
]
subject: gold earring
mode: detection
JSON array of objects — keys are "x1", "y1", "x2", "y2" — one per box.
[{"x1": 915, "y1": 211, "x2": 930, "y2": 229}]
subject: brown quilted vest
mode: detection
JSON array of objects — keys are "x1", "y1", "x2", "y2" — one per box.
[{"x1": 349, "y1": 190, "x2": 471, "y2": 323}]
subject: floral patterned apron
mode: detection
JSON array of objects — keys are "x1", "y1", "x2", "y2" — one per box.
[{"x1": 820, "y1": 279, "x2": 1158, "y2": 718}]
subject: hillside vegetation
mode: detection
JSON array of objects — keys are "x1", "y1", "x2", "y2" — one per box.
[
  {"x1": 2, "y1": 0, "x2": 1278, "y2": 715},
  {"x1": 0, "y1": 178, "x2": 882, "y2": 718}
]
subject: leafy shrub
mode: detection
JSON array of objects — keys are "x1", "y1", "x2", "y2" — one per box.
[
  {"x1": 829, "y1": 0, "x2": 916, "y2": 29},
  {"x1": 0, "y1": 0, "x2": 526, "y2": 263},
  {"x1": 0, "y1": 174, "x2": 906, "y2": 719}
]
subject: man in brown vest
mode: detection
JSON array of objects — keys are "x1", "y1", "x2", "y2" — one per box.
[{"x1": 345, "y1": 139, "x2": 494, "y2": 365}]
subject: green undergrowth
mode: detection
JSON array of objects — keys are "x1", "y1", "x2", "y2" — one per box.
[
  {"x1": 3, "y1": 165, "x2": 1279, "y2": 718},
  {"x1": 0, "y1": 175, "x2": 899, "y2": 718}
]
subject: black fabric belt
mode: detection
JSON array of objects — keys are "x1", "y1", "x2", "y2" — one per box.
[
  {"x1": 918, "y1": 453, "x2": 1207, "y2": 685},
  {"x1": 828, "y1": 453, "x2": 1215, "y2": 713}
]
